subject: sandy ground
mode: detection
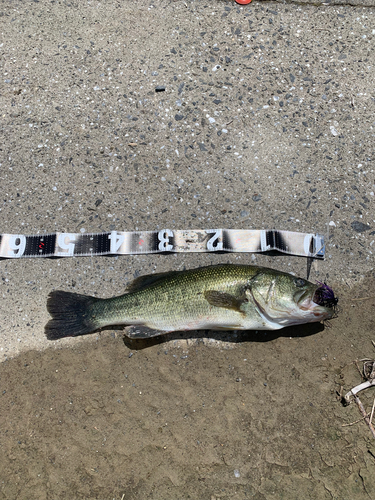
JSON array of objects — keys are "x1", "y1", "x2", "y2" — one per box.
[
  {"x1": 1, "y1": 0, "x2": 375, "y2": 498},
  {"x1": 2, "y1": 279, "x2": 375, "y2": 499}
]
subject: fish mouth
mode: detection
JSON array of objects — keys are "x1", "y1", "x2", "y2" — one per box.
[{"x1": 297, "y1": 283, "x2": 338, "y2": 319}]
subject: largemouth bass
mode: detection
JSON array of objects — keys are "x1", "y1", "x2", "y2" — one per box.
[{"x1": 45, "y1": 264, "x2": 337, "y2": 340}]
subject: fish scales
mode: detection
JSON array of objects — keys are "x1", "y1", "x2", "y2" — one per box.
[{"x1": 94, "y1": 264, "x2": 260, "y2": 332}]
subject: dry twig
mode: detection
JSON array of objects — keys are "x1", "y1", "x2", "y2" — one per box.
[
  {"x1": 343, "y1": 358, "x2": 375, "y2": 439},
  {"x1": 342, "y1": 415, "x2": 368, "y2": 427},
  {"x1": 344, "y1": 378, "x2": 375, "y2": 404},
  {"x1": 353, "y1": 395, "x2": 375, "y2": 439}
]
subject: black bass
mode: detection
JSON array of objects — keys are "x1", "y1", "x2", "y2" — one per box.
[{"x1": 45, "y1": 264, "x2": 337, "y2": 340}]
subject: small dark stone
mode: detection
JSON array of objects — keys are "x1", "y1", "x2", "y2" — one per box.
[
  {"x1": 351, "y1": 221, "x2": 371, "y2": 233},
  {"x1": 155, "y1": 86, "x2": 166, "y2": 92},
  {"x1": 175, "y1": 114, "x2": 184, "y2": 121}
]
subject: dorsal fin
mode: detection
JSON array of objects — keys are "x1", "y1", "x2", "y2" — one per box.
[{"x1": 126, "y1": 271, "x2": 181, "y2": 293}]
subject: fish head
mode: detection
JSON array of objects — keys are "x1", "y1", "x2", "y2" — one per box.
[{"x1": 247, "y1": 271, "x2": 337, "y2": 328}]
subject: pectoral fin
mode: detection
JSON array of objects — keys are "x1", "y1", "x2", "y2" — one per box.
[
  {"x1": 204, "y1": 290, "x2": 247, "y2": 315},
  {"x1": 124, "y1": 325, "x2": 168, "y2": 339}
]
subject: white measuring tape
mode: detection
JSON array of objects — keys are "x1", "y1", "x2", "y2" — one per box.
[{"x1": 0, "y1": 229, "x2": 325, "y2": 259}]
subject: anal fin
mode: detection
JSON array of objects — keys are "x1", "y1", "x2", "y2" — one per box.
[{"x1": 124, "y1": 325, "x2": 167, "y2": 339}]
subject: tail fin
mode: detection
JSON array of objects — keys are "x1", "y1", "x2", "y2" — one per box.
[{"x1": 45, "y1": 291, "x2": 100, "y2": 340}]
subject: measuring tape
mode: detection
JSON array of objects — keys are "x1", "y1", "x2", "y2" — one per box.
[{"x1": 0, "y1": 229, "x2": 325, "y2": 259}]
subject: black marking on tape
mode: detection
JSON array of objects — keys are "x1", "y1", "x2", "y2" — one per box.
[
  {"x1": 27, "y1": 234, "x2": 56, "y2": 256},
  {"x1": 309, "y1": 236, "x2": 315, "y2": 255},
  {"x1": 150, "y1": 231, "x2": 160, "y2": 253},
  {"x1": 94, "y1": 232, "x2": 111, "y2": 255},
  {"x1": 267, "y1": 230, "x2": 287, "y2": 253},
  {"x1": 222, "y1": 230, "x2": 230, "y2": 252}
]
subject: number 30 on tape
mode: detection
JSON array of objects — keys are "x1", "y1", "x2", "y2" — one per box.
[{"x1": 0, "y1": 229, "x2": 325, "y2": 259}]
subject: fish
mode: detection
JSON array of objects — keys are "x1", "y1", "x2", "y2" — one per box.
[{"x1": 45, "y1": 264, "x2": 337, "y2": 341}]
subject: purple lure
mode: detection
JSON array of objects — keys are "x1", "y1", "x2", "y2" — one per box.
[{"x1": 314, "y1": 282, "x2": 338, "y2": 309}]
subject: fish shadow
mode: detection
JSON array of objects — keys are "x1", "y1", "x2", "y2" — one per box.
[{"x1": 119, "y1": 322, "x2": 326, "y2": 351}]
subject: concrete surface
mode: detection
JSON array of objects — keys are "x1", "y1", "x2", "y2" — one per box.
[{"x1": 1, "y1": 0, "x2": 374, "y2": 358}]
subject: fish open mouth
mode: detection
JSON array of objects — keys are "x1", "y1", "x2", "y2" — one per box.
[{"x1": 296, "y1": 282, "x2": 338, "y2": 320}]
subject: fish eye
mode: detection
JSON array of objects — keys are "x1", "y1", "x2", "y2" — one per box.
[{"x1": 294, "y1": 278, "x2": 306, "y2": 287}]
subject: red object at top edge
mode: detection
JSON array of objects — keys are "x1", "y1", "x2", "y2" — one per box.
[{"x1": 235, "y1": 0, "x2": 252, "y2": 4}]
